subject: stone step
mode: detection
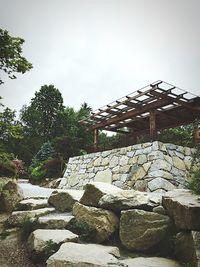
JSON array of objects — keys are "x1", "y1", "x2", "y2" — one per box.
[
  {"x1": 7, "y1": 207, "x2": 55, "y2": 226},
  {"x1": 48, "y1": 189, "x2": 84, "y2": 212},
  {"x1": 120, "y1": 257, "x2": 181, "y2": 267},
  {"x1": 27, "y1": 229, "x2": 78, "y2": 258},
  {"x1": 38, "y1": 212, "x2": 74, "y2": 229},
  {"x1": 16, "y1": 197, "x2": 49, "y2": 211},
  {"x1": 46, "y1": 242, "x2": 121, "y2": 266}
]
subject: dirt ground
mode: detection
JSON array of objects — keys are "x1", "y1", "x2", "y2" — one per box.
[{"x1": 0, "y1": 213, "x2": 36, "y2": 267}]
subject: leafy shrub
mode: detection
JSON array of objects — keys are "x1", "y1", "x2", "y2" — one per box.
[
  {"x1": 20, "y1": 216, "x2": 38, "y2": 240},
  {"x1": 0, "y1": 152, "x2": 16, "y2": 177},
  {"x1": 186, "y1": 144, "x2": 200, "y2": 195},
  {"x1": 44, "y1": 239, "x2": 59, "y2": 259},
  {"x1": 31, "y1": 141, "x2": 54, "y2": 168},
  {"x1": 43, "y1": 158, "x2": 64, "y2": 178},
  {"x1": 29, "y1": 162, "x2": 46, "y2": 184},
  {"x1": 12, "y1": 159, "x2": 25, "y2": 178},
  {"x1": 67, "y1": 218, "x2": 97, "y2": 242},
  {"x1": 0, "y1": 230, "x2": 10, "y2": 240},
  {"x1": 187, "y1": 167, "x2": 200, "y2": 194}
]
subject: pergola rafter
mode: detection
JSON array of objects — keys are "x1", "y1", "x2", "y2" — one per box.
[{"x1": 80, "y1": 80, "x2": 200, "y2": 149}]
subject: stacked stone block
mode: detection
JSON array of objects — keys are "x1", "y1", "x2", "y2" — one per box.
[{"x1": 58, "y1": 141, "x2": 195, "y2": 192}]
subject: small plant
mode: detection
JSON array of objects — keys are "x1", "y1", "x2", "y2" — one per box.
[
  {"x1": 20, "y1": 216, "x2": 38, "y2": 240},
  {"x1": 187, "y1": 167, "x2": 200, "y2": 194},
  {"x1": 67, "y1": 218, "x2": 97, "y2": 242},
  {"x1": 186, "y1": 144, "x2": 200, "y2": 195},
  {"x1": 0, "y1": 230, "x2": 10, "y2": 240},
  {"x1": 44, "y1": 239, "x2": 59, "y2": 259}
]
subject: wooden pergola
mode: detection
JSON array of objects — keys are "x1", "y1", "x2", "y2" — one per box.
[{"x1": 80, "y1": 80, "x2": 200, "y2": 149}]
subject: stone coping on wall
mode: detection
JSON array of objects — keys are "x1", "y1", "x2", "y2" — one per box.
[{"x1": 58, "y1": 141, "x2": 196, "y2": 193}]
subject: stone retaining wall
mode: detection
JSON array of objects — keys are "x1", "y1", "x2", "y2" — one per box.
[{"x1": 58, "y1": 141, "x2": 195, "y2": 192}]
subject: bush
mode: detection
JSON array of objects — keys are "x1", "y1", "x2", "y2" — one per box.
[
  {"x1": 66, "y1": 218, "x2": 97, "y2": 242},
  {"x1": 12, "y1": 159, "x2": 25, "y2": 178},
  {"x1": 20, "y1": 216, "x2": 38, "y2": 240},
  {"x1": 0, "y1": 153, "x2": 16, "y2": 177},
  {"x1": 29, "y1": 162, "x2": 46, "y2": 184},
  {"x1": 44, "y1": 239, "x2": 59, "y2": 259},
  {"x1": 0, "y1": 230, "x2": 10, "y2": 240},
  {"x1": 187, "y1": 167, "x2": 200, "y2": 194},
  {"x1": 186, "y1": 144, "x2": 200, "y2": 195},
  {"x1": 43, "y1": 158, "x2": 64, "y2": 178}
]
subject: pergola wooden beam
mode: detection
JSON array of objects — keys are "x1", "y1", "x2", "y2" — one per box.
[
  {"x1": 88, "y1": 98, "x2": 173, "y2": 131},
  {"x1": 80, "y1": 81, "x2": 200, "y2": 147}
]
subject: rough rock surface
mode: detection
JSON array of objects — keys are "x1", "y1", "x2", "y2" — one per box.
[
  {"x1": 175, "y1": 231, "x2": 200, "y2": 267},
  {"x1": 162, "y1": 189, "x2": 200, "y2": 230},
  {"x1": 120, "y1": 209, "x2": 172, "y2": 251},
  {"x1": 0, "y1": 180, "x2": 24, "y2": 212},
  {"x1": 7, "y1": 207, "x2": 55, "y2": 226},
  {"x1": 17, "y1": 198, "x2": 49, "y2": 210},
  {"x1": 98, "y1": 190, "x2": 161, "y2": 212},
  {"x1": 27, "y1": 229, "x2": 78, "y2": 255},
  {"x1": 72, "y1": 202, "x2": 119, "y2": 243},
  {"x1": 80, "y1": 182, "x2": 122, "y2": 207},
  {"x1": 120, "y1": 257, "x2": 181, "y2": 267},
  {"x1": 48, "y1": 189, "x2": 84, "y2": 212},
  {"x1": 38, "y1": 212, "x2": 74, "y2": 229},
  {"x1": 46, "y1": 242, "x2": 120, "y2": 267},
  {"x1": 58, "y1": 142, "x2": 195, "y2": 191}
]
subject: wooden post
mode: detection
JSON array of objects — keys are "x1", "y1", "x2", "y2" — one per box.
[
  {"x1": 194, "y1": 126, "x2": 199, "y2": 146},
  {"x1": 94, "y1": 129, "x2": 99, "y2": 151},
  {"x1": 149, "y1": 110, "x2": 156, "y2": 141}
]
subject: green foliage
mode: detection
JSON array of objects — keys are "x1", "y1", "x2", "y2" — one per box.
[
  {"x1": 0, "y1": 28, "x2": 32, "y2": 84},
  {"x1": 158, "y1": 125, "x2": 194, "y2": 147},
  {"x1": 20, "y1": 85, "x2": 64, "y2": 141},
  {"x1": 0, "y1": 152, "x2": 16, "y2": 177},
  {"x1": 29, "y1": 162, "x2": 46, "y2": 183},
  {"x1": 0, "y1": 230, "x2": 10, "y2": 240},
  {"x1": 0, "y1": 107, "x2": 22, "y2": 140},
  {"x1": 32, "y1": 141, "x2": 54, "y2": 165},
  {"x1": 20, "y1": 216, "x2": 38, "y2": 240},
  {"x1": 44, "y1": 239, "x2": 59, "y2": 259},
  {"x1": 186, "y1": 144, "x2": 200, "y2": 194},
  {"x1": 187, "y1": 166, "x2": 200, "y2": 194},
  {"x1": 67, "y1": 218, "x2": 97, "y2": 242},
  {"x1": 43, "y1": 158, "x2": 64, "y2": 178}
]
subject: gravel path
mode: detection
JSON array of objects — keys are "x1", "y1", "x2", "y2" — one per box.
[{"x1": 0, "y1": 214, "x2": 36, "y2": 267}]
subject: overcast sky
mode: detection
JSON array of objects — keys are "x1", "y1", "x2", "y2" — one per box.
[{"x1": 0, "y1": 0, "x2": 200, "y2": 116}]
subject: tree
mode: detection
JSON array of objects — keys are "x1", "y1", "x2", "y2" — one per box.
[
  {"x1": 0, "y1": 28, "x2": 32, "y2": 84},
  {"x1": 20, "y1": 85, "x2": 64, "y2": 141}
]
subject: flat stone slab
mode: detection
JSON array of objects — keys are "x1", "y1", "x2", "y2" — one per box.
[
  {"x1": 120, "y1": 257, "x2": 181, "y2": 267},
  {"x1": 46, "y1": 242, "x2": 120, "y2": 266},
  {"x1": 7, "y1": 207, "x2": 55, "y2": 226},
  {"x1": 80, "y1": 182, "x2": 122, "y2": 207},
  {"x1": 38, "y1": 212, "x2": 74, "y2": 229},
  {"x1": 27, "y1": 229, "x2": 78, "y2": 254},
  {"x1": 99, "y1": 190, "x2": 161, "y2": 212},
  {"x1": 17, "y1": 198, "x2": 49, "y2": 210},
  {"x1": 162, "y1": 189, "x2": 200, "y2": 230},
  {"x1": 48, "y1": 189, "x2": 84, "y2": 212}
]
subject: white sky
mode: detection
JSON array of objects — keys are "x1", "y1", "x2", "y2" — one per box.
[{"x1": 0, "y1": 0, "x2": 200, "y2": 115}]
